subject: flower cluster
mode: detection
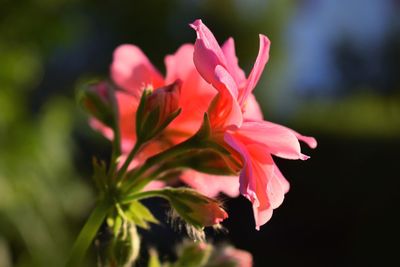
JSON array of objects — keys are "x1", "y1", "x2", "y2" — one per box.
[
  {"x1": 75, "y1": 18, "x2": 316, "y2": 267},
  {"x1": 84, "y1": 19, "x2": 316, "y2": 231}
]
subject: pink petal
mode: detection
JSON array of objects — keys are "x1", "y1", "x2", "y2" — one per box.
[
  {"x1": 207, "y1": 66, "x2": 243, "y2": 128},
  {"x1": 225, "y1": 133, "x2": 279, "y2": 229},
  {"x1": 267, "y1": 165, "x2": 285, "y2": 209},
  {"x1": 273, "y1": 163, "x2": 290, "y2": 193},
  {"x1": 143, "y1": 181, "x2": 166, "y2": 191},
  {"x1": 165, "y1": 44, "x2": 195, "y2": 84},
  {"x1": 221, "y1": 37, "x2": 246, "y2": 87},
  {"x1": 111, "y1": 44, "x2": 164, "y2": 95},
  {"x1": 89, "y1": 119, "x2": 113, "y2": 140},
  {"x1": 214, "y1": 65, "x2": 239, "y2": 99},
  {"x1": 115, "y1": 91, "x2": 140, "y2": 152},
  {"x1": 224, "y1": 133, "x2": 253, "y2": 200},
  {"x1": 239, "y1": 35, "x2": 270, "y2": 105},
  {"x1": 164, "y1": 44, "x2": 216, "y2": 137},
  {"x1": 208, "y1": 92, "x2": 243, "y2": 130},
  {"x1": 243, "y1": 93, "x2": 263, "y2": 121},
  {"x1": 257, "y1": 121, "x2": 317, "y2": 149},
  {"x1": 190, "y1": 19, "x2": 227, "y2": 68},
  {"x1": 252, "y1": 206, "x2": 273, "y2": 231},
  {"x1": 180, "y1": 170, "x2": 239, "y2": 198},
  {"x1": 191, "y1": 19, "x2": 232, "y2": 94},
  {"x1": 167, "y1": 70, "x2": 215, "y2": 138},
  {"x1": 289, "y1": 129, "x2": 318, "y2": 149},
  {"x1": 238, "y1": 121, "x2": 309, "y2": 160},
  {"x1": 245, "y1": 144, "x2": 278, "y2": 224}
]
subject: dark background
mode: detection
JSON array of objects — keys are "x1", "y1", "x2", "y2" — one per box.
[{"x1": 1, "y1": 0, "x2": 399, "y2": 266}]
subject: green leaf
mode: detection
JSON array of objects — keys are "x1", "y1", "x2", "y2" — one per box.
[
  {"x1": 120, "y1": 187, "x2": 226, "y2": 230},
  {"x1": 124, "y1": 201, "x2": 158, "y2": 229}
]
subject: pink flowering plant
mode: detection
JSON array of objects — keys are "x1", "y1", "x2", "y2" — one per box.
[{"x1": 68, "y1": 19, "x2": 316, "y2": 266}]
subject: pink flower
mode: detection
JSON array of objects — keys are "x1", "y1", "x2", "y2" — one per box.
[
  {"x1": 190, "y1": 19, "x2": 269, "y2": 129},
  {"x1": 90, "y1": 44, "x2": 216, "y2": 162},
  {"x1": 144, "y1": 81, "x2": 181, "y2": 126},
  {"x1": 224, "y1": 122, "x2": 315, "y2": 229},
  {"x1": 108, "y1": 44, "x2": 215, "y2": 152},
  {"x1": 191, "y1": 19, "x2": 317, "y2": 229},
  {"x1": 91, "y1": 43, "x2": 239, "y2": 197}
]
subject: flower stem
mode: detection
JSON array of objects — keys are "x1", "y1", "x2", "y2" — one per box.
[
  {"x1": 65, "y1": 200, "x2": 111, "y2": 267},
  {"x1": 120, "y1": 189, "x2": 168, "y2": 204},
  {"x1": 115, "y1": 140, "x2": 143, "y2": 183},
  {"x1": 138, "y1": 137, "x2": 198, "y2": 176},
  {"x1": 121, "y1": 137, "x2": 199, "y2": 193}
]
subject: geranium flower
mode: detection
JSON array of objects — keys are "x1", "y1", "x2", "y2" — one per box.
[
  {"x1": 95, "y1": 44, "x2": 215, "y2": 152},
  {"x1": 191, "y1": 19, "x2": 317, "y2": 229},
  {"x1": 91, "y1": 43, "x2": 239, "y2": 197}
]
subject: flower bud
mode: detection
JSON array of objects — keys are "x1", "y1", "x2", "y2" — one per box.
[
  {"x1": 164, "y1": 188, "x2": 228, "y2": 228},
  {"x1": 136, "y1": 80, "x2": 182, "y2": 142},
  {"x1": 174, "y1": 241, "x2": 212, "y2": 266},
  {"x1": 145, "y1": 81, "x2": 181, "y2": 124},
  {"x1": 107, "y1": 221, "x2": 140, "y2": 267},
  {"x1": 78, "y1": 81, "x2": 115, "y2": 128}
]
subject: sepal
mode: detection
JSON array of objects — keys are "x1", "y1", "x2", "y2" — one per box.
[{"x1": 124, "y1": 200, "x2": 159, "y2": 229}]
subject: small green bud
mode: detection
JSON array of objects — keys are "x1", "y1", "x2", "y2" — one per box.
[
  {"x1": 107, "y1": 221, "x2": 140, "y2": 267},
  {"x1": 173, "y1": 241, "x2": 212, "y2": 267}
]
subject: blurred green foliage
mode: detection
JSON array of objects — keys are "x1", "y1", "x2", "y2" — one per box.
[
  {"x1": 0, "y1": 98, "x2": 92, "y2": 266},
  {"x1": 0, "y1": 1, "x2": 92, "y2": 266}
]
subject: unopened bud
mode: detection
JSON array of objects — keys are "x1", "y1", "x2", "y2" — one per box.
[
  {"x1": 107, "y1": 221, "x2": 140, "y2": 267},
  {"x1": 78, "y1": 81, "x2": 115, "y2": 128},
  {"x1": 174, "y1": 241, "x2": 212, "y2": 266},
  {"x1": 164, "y1": 188, "x2": 228, "y2": 228},
  {"x1": 136, "y1": 81, "x2": 182, "y2": 142}
]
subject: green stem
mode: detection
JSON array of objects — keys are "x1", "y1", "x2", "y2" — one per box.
[
  {"x1": 121, "y1": 137, "x2": 198, "y2": 194},
  {"x1": 124, "y1": 164, "x2": 183, "y2": 195},
  {"x1": 120, "y1": 189, "x2": 168, "y2": 204},
  {"x1": 115, "y1": 140, "x2": 143, "y2": 183},
  {"x1": 138, "y1": 137, "x2": 196, "y2": 177},
  {"x1": 107, "y1": 83, "x2": 122, "y2": 178},
  {"x1": 65, "y1": 200, "x2": 111, "y2": 267}
]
